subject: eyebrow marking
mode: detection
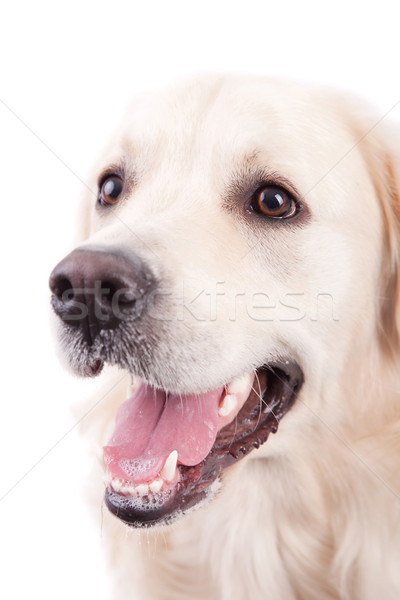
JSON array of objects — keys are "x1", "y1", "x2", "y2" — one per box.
[
  {"x1": 223, "y1": 151, "x2": 288, "y2": 207},
  {"x1": 222, "y1": 151, "x2": 309, "y2": 226}
]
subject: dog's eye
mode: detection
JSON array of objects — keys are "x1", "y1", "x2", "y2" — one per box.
[
  {"x1": 98, "y1": 175, "x2": 124, "y2": 207},
  {"x1": 251, "y1": 186, "x2": 297, "y2": 219}
]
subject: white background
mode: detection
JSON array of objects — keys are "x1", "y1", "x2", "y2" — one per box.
[{"x1": 1, "y1": 1, "x2": 399, "y2": 598}]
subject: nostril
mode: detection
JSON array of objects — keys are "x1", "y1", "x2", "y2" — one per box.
[
  {"x1": 98, "y1": 280, "x2": 138, "y2": 308},
  {"x1": 101, "y1": 280, "x2": 119, "y2": 306},
  {"x1": 119, "y1": 290, "x2": 137, "y2": 305},
  {"x1": 52, "y1": 276, "x2": 74, "y2": 301}
]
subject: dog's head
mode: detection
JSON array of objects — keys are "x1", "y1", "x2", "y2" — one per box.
[{"x1": 49, "y1": 75, "x2": 400, "y2": 526}]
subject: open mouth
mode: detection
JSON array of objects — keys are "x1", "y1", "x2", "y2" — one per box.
[{"x1": 103, "y1": 360, "x2": 303, "y2": 527}]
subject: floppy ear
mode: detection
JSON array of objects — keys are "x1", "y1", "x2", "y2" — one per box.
[{"x1": 349, "y1": 108, "x2": 400, "y2": 355}]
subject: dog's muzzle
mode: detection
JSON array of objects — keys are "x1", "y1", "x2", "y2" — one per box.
[{"x1": 49, "y1": 246, "x2": 305, "y2": 528}]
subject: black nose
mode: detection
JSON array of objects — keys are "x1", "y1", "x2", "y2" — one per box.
[{"x1": 49, "y1": 247, "x2": 154, "y2": 345}]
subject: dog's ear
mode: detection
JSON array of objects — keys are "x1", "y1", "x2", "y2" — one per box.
[{"x1": 349, "y1": 106, "x2": 400, "y2": 355}]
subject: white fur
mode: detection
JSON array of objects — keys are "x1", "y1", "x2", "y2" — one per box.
[{"x1": 73, "y1": 75, "x2": 400, "y2": 599}]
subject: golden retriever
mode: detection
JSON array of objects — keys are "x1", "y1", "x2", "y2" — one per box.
[{"x1": 49, "y1": 74, "x2": 400, "y2": 599}]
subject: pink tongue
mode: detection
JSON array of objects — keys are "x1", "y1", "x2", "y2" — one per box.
[{"x1": 103, "y1": 381, "x2": 224, "y2": 484}]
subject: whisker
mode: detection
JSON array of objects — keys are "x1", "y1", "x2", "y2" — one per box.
[{"x1": 250, "y1": 372, "x2": 280, "y2": 427}]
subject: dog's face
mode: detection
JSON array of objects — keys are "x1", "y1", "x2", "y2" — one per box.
[{"x1": 49, "y1": 75, "x2": 399, "y2": 526}]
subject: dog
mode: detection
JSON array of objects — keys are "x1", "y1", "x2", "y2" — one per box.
[{"x1": 49, "y1": 74, "x2": 400, "y2": 599}]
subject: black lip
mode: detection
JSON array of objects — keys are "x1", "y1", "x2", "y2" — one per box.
[{"x1": 105, "y1": 360, "x2": 304, "y2": 528}]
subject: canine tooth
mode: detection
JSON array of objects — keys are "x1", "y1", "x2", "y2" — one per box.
[
  {"x1": 149, "y1": 479, "x2": 163, "y2": 493},
  {"x1": 111, "y1": 479, "x2": 123, "y2": 492},
  {"x1": 161, "y1": 450, "x2": 178, "y2": 482},
  {"x1": 136, "y1": 483, "x2": 149, "y2": 496},
  {"x1": 227, "y1": 372, "x2": 253, "y2": 395},
  {"x1": 127, "y1": 376, "x2": 139, "y2": 397},
  {"x1": 218, "y1": 394, "x2": 236, "y2": 417}
]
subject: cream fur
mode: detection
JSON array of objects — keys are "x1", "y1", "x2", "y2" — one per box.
[{"x1": 69, "y1": 75, "x2": 400, "y2": 599}]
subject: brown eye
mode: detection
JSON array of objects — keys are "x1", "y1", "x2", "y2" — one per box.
[
  {"x1": 98, "y1": 175, "x2": 124, "y2": 207},
  {"x1": 251, "y1": 186, "x2": 297, "y2": 219}
]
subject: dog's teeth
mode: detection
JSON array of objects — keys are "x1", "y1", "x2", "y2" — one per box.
[
  {"x1": 161, "y1": 450, "x2": 178, "y2": 482},
  {"x1": 111, "y1": 479, "x2": 123, "y2": 492},
  {"x1": 227, "y1": 372, "x2": 253, "y2": 395},
  {"x1": 136, "y1": 483, "x2": 149, "y2": 496},
  {"x1": 218, "y1": 394, "x2": 237, "y2": 417},
  {"x1": 127, "y1": 376, "x2": 139, "y2": 397},
  {"x1": 149, "y1": 479, "x2": 163, "y2": 493}
]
